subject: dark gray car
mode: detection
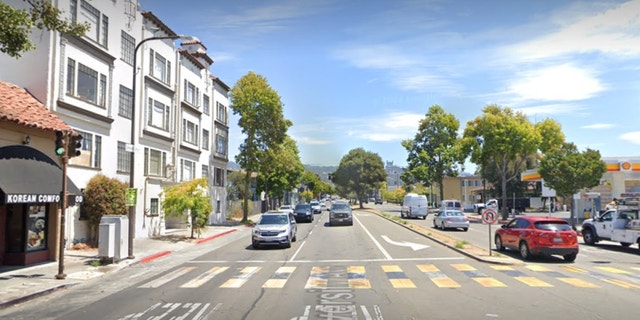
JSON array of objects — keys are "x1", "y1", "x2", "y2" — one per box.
[
  {"x1": 294, "y1": 203, "x2": 313, "y2": 222},
  {"x1": 329, "y1": 201, "x2": 353, "y2": 226}
]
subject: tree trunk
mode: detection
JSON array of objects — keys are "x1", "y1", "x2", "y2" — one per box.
[{"x1": 242, "y1": 171, "x2": 250, "y2": 222}]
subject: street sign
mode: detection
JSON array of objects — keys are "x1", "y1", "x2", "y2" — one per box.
[
  {"x1": 482, "y1": 209, "x2": 498, "y2": 224},
  {"x1": 126, "y1": 188, "x2": 137, "y2": 206}
]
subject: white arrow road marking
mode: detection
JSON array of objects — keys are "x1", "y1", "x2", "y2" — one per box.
[{"x1": 381, "y1": 235, "x2": 430, "y2": 251}]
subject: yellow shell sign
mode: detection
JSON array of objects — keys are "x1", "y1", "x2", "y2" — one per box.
[{"x1": 620, "y1": 161, "x2": 632, "y2": 171}]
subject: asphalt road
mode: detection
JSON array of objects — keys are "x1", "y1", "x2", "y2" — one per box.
[{"x1": 1, "y1": 207, "x2": 638, "y2": 320}]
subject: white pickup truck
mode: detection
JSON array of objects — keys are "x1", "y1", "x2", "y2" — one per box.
[{"x1": 581, "y1": 196, "x2": 640, "y2": 252}]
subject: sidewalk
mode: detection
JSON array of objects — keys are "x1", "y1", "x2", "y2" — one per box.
[{"x1": 0, "y1": 220, "x2": 256, "y2": 310}]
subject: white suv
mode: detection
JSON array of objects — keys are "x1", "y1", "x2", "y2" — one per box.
[{"x1": 252, "y1": 211, "x2": 297, "y2": 249}]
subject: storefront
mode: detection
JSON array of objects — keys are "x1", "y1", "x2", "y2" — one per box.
[{"x1": 0, "y1": 145, "x2": 82, "y2": 266}]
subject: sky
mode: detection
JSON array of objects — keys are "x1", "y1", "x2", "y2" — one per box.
[{"x1": 142, "y1": 0, "x2": 640, "y2": 170}]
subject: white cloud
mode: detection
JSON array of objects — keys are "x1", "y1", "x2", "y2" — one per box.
[
  {"x1": 507, "y1": 64, "x2": 605, "y2": 101},
  {"x1": 582, "y1": 123, "x2": 614, "y2": 129},
  {"x1": 620, "y1": 131, "x2": 640, "y2": 144},
  {"x1": 294, "y1": 136, "x2": 331, "y2": 145}
]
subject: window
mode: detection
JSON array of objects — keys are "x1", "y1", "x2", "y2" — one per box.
[
  {"x1": 202, "y1": 129, "x2": 209, "y2": 150},
  {"x1": 216, "y1": 133, "x2": 226, "y2": 156},
  {"x1": 69, "y1": 130, "x2": 101, "y2": 168},
  {"x1": 75, "y1": 0, "x2": 108, "y2": 47},
  {"x1": 203, "y1": 95, "x2": 210, "y2": 115},
  {"x1": 149, "y1": 49, "x2": 171, "y2": 84},
  {"x1": 181, "y1": 159, "x2": 196, "y2": 181},
  {"x1": 147, "y1": 98, "x2": 170, "y2": 130},
  {"x1": 214, "y1": 167, "x2": 224, "y2": 186},
  {"x1": 118, "y1": 85, "x2": 133, "y2": 118},
  {"x1": 121, "y1": 31, "x2": 135, "y2": 65},
  {"x1": 149, "y1": 198, "x2": 159, "y2": 216},
  {"x1": 184, "y1": 80, "x2": 199, "y2": 106},
  {"x1": 216, "y1": 102, "x2": 227, "y2": 124},
  {"x1": 202, "y1": 164, "x2": 209, "y2": 179},
  {"x1": 117, "y1": 141, "x2": 131, "y2": 173},
  {"x1": 144, "y1": 148, "x2": 167, "y2": 177},
  {"x1": 66, "y1": 58, "x2": 107, "y2": 107},
  {"x1": 182, "y1": 119, "x2": 199, "y2": 145}
]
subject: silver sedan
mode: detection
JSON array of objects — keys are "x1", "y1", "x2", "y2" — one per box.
[{"x1": 433, "y1": 210, "x2": 469, "y2": 231}]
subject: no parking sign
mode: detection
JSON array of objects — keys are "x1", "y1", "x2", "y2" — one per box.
[{"x1": 482, "y1": 209, "x2": 498, "y2": 224}]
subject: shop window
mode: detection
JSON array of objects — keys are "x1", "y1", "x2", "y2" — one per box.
[{"x1": 27, "y1": 205, "x2": 47, "y2": 252}]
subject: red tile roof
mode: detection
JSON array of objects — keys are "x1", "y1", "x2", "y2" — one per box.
[{"x1": 0, "y1": 81, "x2": 72, "y2": 132}]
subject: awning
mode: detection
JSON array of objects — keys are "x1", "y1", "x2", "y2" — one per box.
[{"x1": 0, "y1": 145, "x2": 82, "y2": 205}]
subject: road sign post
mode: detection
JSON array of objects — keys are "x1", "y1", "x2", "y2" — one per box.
[{"x1": 482, "y1": 209, "x2": 498, "y2": 256}]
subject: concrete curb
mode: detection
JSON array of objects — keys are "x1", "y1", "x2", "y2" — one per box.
[
  {"x1": 359, "y1": 208, "x2": 523, "y2": 266},
  {"x1": 0, "y1": 283, "x2": 78, "y2": 311},
  {"x1": 195, "y1": 229, "x2": 237, "y2": 245}
]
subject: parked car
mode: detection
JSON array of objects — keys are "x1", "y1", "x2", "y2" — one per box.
[
  {"x1": 310, "y1": 200, "x2": 322, "y2": 214},
  {"x1": 252, "y1": 210, "x2": 297, "y2": 249},
  {"x1": 279, "y1": 205, "x2": 294, "y2": 215},
  {"x1": 374, "y1": 197, "x2": 383, "y2": 205},
  {"x1": 433, "y1": 210, "x2": 469, "y2": 231},
  {"x1": 401, "y1": 193, "x2": 428, "y2": 219},
  {"x1": 294, "y1": 203, "x2": 314, "y2": 222},
  {"x1": 494, "y1": 216, "x2": 579, "y2": 262},
  {"x1": 329, "y1": 201, "x2": 353, "y2": 226}
]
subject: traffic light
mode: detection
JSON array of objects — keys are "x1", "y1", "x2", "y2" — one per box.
[
  {"x1": 68, "y1": 134, "x2": 83, "y2": 158},
  {"x1": 55, "y1": 131, "x2": 66, "y2": 156}
]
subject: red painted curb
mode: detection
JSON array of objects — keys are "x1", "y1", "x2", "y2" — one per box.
[
  {"x1": 140, "y1": 251, "x2": 171, "y2": 264},
  {"x1": 195, "y1": 229, "x2": 237, "y2": 245}
]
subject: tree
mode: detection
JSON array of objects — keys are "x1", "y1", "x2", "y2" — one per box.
[
  {"x1": 227, "y1": 170, "x2": 249, "y2": 202},
  {"x1": 300, "y1": 170, "x2": 321, "y2": 198},
  {"x1": 161, "y1": 178, "x2": 212, "y2": 239},
  {"x1": 229, "y1": 71, "x2": 292, "y2": 221},
  {"x1": 333, "y1": 148, "x2": 386, "y2": 208},
  {"x1": 538, "y1": 142, "x2": 606, "y2": 208},
  {"x1": 463, "y1": 105, "x2": 559, "y2": 219},
  {"x1": 81, "y1": 174, "x2": 128, "y2": 246},
  {"x1": 0, "y1": 0, "x2": 88, "y2": 58},
  {"x1": 258, "y1": 136, "x2": 304, "y2": 207},
  {"x1": 402, "y1": 105, "x2": 465, "y2": 204}
]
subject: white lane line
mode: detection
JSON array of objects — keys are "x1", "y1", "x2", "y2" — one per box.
[
  {"x1": 289, "y1": 240, "x2": 306, "y2": 262},
  {"x1": 354, "y1": 214, "x2": 393, "y2": 260}
]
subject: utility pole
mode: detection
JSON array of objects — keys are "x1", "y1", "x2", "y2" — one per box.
[{"x1": 55, "y1": 131, "x2": 69, "y2": 280}]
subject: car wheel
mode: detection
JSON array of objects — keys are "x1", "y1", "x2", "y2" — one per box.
[
  {"x1": 292, "y1": 233, "x2": 297, "y2": 242},
  {"x1": 495, "y1": 235, "x2": 505, "y2": 251},
  {"x1": 463, "y1": 228, "x2": 468, "y2": 232},
  {"x1": 401, "y1": 211, "x2": 405, "y2": 218},
  {"x1": 433, "y1": 220, "x2": 437, "y2": 228},
  {"x1": 252, "y1": 240, "x2": 260, "y2": 249},
  {"x1": 284, "y1": 240, "x2": 291, "y2": 248},
  {"x1": 422, "y1": 215, "x2": 427, "y2": 220},
  {"x1": 563, "y1": 253, "x2": 577, "y2": 262},
  {"x1": 620, "y1": 242, "x2": 631, "y2": 247},
  {"x1": 582, "y1": 228, "x2": 596, "y2": 245},
  {"x1": 519, "y1": 241, "x2": 531, "y2": 260},
  {"x1": 440, "y1": 222, "x2": 446, "y2": 230}
]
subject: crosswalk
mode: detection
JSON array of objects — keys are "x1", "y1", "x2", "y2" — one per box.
[{"x1": 136, "y1": 262, "x2": 640, "y2": 290}]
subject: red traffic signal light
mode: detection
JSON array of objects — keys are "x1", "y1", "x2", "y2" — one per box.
[
  {"x1": 55, "y1": 131, "x2": 66, "y2": 156},
  {"x1": 68, "y1": 134, "x2": 83, "y2": 158}
]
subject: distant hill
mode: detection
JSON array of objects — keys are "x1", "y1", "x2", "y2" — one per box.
[{"x1": 305, "y1": 164, "x2": 337, "y2": 182}]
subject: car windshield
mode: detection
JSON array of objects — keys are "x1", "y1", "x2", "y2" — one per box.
[
  {"x1": 445, "y1": 211, "x2": 464, "y2": 217},
  {"x1": 259, "y1": 215, "x2": 288, "y2": 225},
  {"x1": 534, "y1": 221, "x2": 572, "y2": 231},
  {"x1": 296, "y1": 204, "x2": 310, "y2": 210},
  {"x1": 332, "y1": 203, "x2": 349, "y2": 210}
]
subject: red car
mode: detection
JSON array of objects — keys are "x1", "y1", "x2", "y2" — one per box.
[{"x1": 494, "y1": 216, "x2": 579, "y2": 262}]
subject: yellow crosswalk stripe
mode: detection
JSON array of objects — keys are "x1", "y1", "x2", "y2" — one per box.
[
  {"x1": 514, "y1": 277, "x2": 553, "y2": 287},
  {"x1": 557, "y1": 278, "x2": 600, "y2": 288},
  {"x1": 347, "y1": 266, "x2": 370, "y2": 289},
  {"x1": 418, "y1": 264, "x2": 460, "y2": 288},
  {"x1": 595, "y1": 267, "x2": 631, "y2": 275},
  {"x1": 473, "y1": 277, "x2": 507, "y2": 287},
  {"x1": 263, "y1": 266, "x2": 296, "y2": 288},
  {"x1": 181, "y1": 266, "x2": 228, "y2": 288},
  {"x1": 305, "y1": 266, "x2": 329, "y2": 289},
  {"x1": 451, "y1": 264, "x2": 476, "y2": 271},
  {"x1": 560, "y1": 266, "x2": 588, "y2": 274},
  {"x1": 602, "y1": 279, "x2": 640, "y2": 289},
  {"x1": 452, "y1": 264, "x2": 505, "y2": 287},
  {"x1": 220, "y1": 266, "x2": 261, "y2": 288},
  {"x1": 526, "y1": 265, "x2": 552, "y2": 272},
  {"x1": 382, "y1": 265, "x2": 416, "y2": 288}
]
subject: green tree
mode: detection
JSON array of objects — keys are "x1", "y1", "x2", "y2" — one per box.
[
  {"x1": 300, "y1": 170, "x2": 321, "y2": 198},
  {"x1": 230, "y1": 72, "x2": 292, "y2": 221},
  {"x1": 81, "y1": 174, "x2": 128, "y2": 246},
  {"x1": 0, "y1": 0, "x2": 88, "y2": 58},
  {"x1": 258, "y1": 136, "x2": 304, "y2": 207},
  {"x1": 463, "y1": 105, "x2": 564, "y2": 219},
  {"x1": 402, "y1": 105, "x2": 465, "y2": 204},
  {"x1": 227, "y1": 170, "x2": 249, "y2": 201},
  {"x1": 538, "y1": 142, "x2": 606, "y2": 211},
  {"x1": 161, "y1": 178, "x2": 212, "y2": 239},
  {"x1": 333, "y1": 148, "x2": 387, "y2": 208}
]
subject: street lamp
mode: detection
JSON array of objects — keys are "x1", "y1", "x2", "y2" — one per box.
[{"x1": 128, "y1": 34, "x2": 193, "y2": 259}]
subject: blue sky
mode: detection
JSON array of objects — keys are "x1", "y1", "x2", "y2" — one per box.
[{"x1": 143, "y1": 0, "x2": 640, "y2": 169}]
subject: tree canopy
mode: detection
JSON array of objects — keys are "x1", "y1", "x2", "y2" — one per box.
[
  {"x1": 333, "y1": 148, "x2": 386, "y2": 208},
  {"x1": 258, "y1": 136, "x2": 304, "y2": 207},
  {"x1": 229, "y1": 71, "x2": 292, "y2": 220},
  {"x1": 0, "y1": 0, "x2": 88, "y2": 58},
  {"x1": 538, "y1": 142, "x2": 606, "y2": 200},
  {"x1": 161, "y1": 178, "x2": 212, "y2": 238},
  {"x1": 402, "y1": 105, "x2": 464, "y2": 204}
]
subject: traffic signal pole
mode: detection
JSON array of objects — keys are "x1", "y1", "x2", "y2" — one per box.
[{"x1": 55, "y1": 132, "x2": 69, "y2": 280}]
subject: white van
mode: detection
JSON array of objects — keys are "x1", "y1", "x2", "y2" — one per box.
[
  {"x1": 401, "y1": 193, "x2": 428, "y2": 219},
  {"x1": 440, "y1": 200, "x2": 462, "y2": 212}
]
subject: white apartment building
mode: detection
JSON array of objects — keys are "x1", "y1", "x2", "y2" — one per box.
[{"x1": 0, "y1": 0, "x2": 229, "y2": 248}]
